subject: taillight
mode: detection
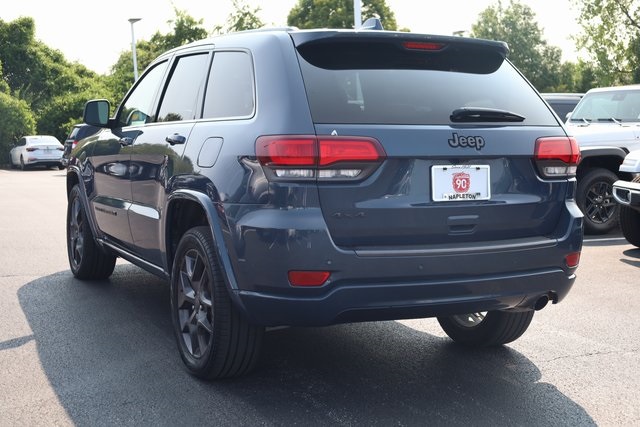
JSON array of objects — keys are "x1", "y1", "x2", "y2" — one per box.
[
  {"x1": 26, "y1": 147, "x2": 38, "y2": 152},
  {"x1": 57, "y1": 147, "x2": 64, "y2": 151},
  {"x1": 534, "y1": 137, "x2": 580, "y2": 178},
  {"x1": 256, "y1": 135, "x2": 386, "y2": 181},
  {"x1": 72, "y1": 140, "x2": 79, "y2": 148}
]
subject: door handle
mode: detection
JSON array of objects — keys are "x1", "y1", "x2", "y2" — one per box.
[
  {"x1": 166, "y1": 133, "x2": 186, "y2": 146},
  {"x1": 119, "y1": 137, "x2": 134, "y2": 146}
]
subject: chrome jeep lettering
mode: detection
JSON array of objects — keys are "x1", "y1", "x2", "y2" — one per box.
[{"x1": 448, "y1": 133, "x2": 486, "y2": 151}]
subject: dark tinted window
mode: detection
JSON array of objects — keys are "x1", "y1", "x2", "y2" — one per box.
[
  {"x1": 118, "y1": 61, "x2": 168, "y2": 126},
  {"x1": 297, "y1": 42, "x2": 557, "y2": 126},
  {"x1": 203, "y1": 51, "x2": 254, "y2": 119},
  {"x1": 157, "y1": 53, "x2": 210, "y2": 122}
]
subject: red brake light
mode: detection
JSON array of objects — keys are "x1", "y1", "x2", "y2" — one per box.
[
  {"x1": 288, "y1": 271, "x2": 330, "y2": 287},
  {"x1": 534, "y1": 137, "x2": 580, "y2": 178},
  {"x1": 318, "y1": 138, "x2": 384, "y2": 166},
  {"x1": 535, "y1": 137, "x2": 580, "y2": 164},
  {"x1": 256, "y1": 137, "x2": 316, "y2": 166},
  {"x1": 256, "y1": 135, "x2": 386, "y2": 181},
  {"x1": 72, "y1": 140, "x2": 79, "y2": 147},
  {"x1": 403, "y1": 41, "x2": 446, "y2": 51}
]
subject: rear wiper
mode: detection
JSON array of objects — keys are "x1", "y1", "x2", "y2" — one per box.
[{"x1": 450, "y1": 107, "x2": 525, "y2": 123}]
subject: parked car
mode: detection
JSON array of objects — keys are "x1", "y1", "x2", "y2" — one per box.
[
  {"x1": 62, "y1": 123, "x2": 101, "y2": 166},
  {"x1": 66, "y1": 20, "x2": 583, "y2": 379},
  {"x1": 9, "y1": 135, "x2": 64, "y2": 170},
  {"x1": 612, "y1": 150, "x2": 640, "y2": 247},
  {"x1": 541, "y1": 92, "x2": 584, "y2": 121},
  {"x1": 563, "y1": 84, "x2": 640, "y2": 234}
]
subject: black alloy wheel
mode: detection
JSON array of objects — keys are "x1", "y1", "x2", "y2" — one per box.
[
  {"x1": 67, "y1": 185, "x2": 116, "y2": 280},
  {"x1": 577, "y1": 168, "x2": 619, "y2": 234},
  {"x1": 171, "y1": 226, "x2": 263, "y2": 379}
]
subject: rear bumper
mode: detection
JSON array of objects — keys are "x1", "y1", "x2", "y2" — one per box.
[
  {"x1": 236, "y1": 269, "x2": 575, "y2": 326},
  {"x1": 221, "y1": 202, "x2": 583, "y2": 327}
]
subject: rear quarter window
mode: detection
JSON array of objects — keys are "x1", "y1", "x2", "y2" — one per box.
[{"x1": 296, "y1": 40, "x2": 558, "y2": 126}]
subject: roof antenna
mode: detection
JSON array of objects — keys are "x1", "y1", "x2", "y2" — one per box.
[{"x1": 361, "y1": 18, "x2": 384, "y2": 31}]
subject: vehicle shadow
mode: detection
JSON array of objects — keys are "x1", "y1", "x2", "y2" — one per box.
[{"x1": 18, "y1": 265, "x2": 595, "y2": 426}]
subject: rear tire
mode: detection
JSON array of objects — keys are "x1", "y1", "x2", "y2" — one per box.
[
  {"x1": 437, "y1": 310, "x2": 534, "y2": 347},
  {"x1": 618, "y1": 176, "x2": 640, "y2": 248},
  {"x1": 577, "y1": 168, "x2": 619, "y2": 234},
  {"x1": 67, "y1": 185, "x2": 116, "y2": 280},
  {"x1": 171, "y1": 226, "x2": 264, "y2": 379},
  {"x1": 20, "y1": 156, "x2": 26, "y2": 171}
]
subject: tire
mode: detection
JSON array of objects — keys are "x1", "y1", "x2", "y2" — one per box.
[
  {"x1": 618, "y1": 176, "x2": 640, "y2": 248},
  {"x1": 577, "y1": 168, "x2": 619, "y2": 234},
  {"x1": 67, "y1": 185, "x2": 117, "y2": 280},
  {"x1": 437, "y1": 310, "x2": 534, "y2": 347},
  {"x1": 20, "y1": 156, "x2": 26, "y2": 171},
  {"x1": 171, "y1": 226, "x2": 264, "y2": 379}
]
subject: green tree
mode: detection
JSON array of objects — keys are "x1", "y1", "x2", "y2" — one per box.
[
  {"x1": 0, "y1": 92, "x2": 35, "y2": 164},
  {"x1": 213, "y1": 0, "x2": 265, "y2": 34},
  {"x1": 574, "y1": 0, "x2": 640, "y2": 85},
  {"x1": 107, "y1": 8, "x2": 208, "y2": 101},
  {"x1": 287, "y1": 0, "x2": 397, "y2": 30},
  {"x1": 471, "y1": 0, "x2": 564, "y2": 92}
]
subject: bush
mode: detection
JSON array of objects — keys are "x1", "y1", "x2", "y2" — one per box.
[{"x1": 0, "y1": 92, "x2": 35, "y2": 165}]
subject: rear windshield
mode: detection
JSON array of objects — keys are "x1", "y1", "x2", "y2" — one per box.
[
  {"x1": 296, "y1": 41, "x2": 557, "y2": 126},
  {"x1": 569, "y1": 89, "x2": 640, "y2": 123}
]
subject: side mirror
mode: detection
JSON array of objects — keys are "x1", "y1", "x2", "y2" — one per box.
[{"x1": 83, "y1": 99, "x2": 111, "y2": 127}]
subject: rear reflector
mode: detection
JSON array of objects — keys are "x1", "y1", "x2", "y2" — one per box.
[
  {"x1": 288, "y1": 271, "x2": 330, "y2": 286},
  {"x1": 565, "y1": 252, "x2": 580, "y2": 268}
]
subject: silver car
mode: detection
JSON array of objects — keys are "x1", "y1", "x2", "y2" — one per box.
[{"x1": 9, "y1": 135, "x2": 64, "y2": 170}]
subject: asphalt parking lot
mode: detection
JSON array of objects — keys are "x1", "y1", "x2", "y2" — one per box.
[{"x1": 1, "y1": 168, "x2": 638, "y2": 426}]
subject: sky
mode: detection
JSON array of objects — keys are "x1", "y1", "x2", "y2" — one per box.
[{"x1": 1, "y1": 0, "x2": 584, "y2": 75}]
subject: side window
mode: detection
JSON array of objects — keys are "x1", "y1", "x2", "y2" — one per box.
[
  {"x1": 157, "y1": 53, "x2": 210, "y2": 122},
  {"x1": 18, "y1": 138, "x2": 26, "y2": 146},
  {"x1": 203, "y1": 51, "x2": 255, "y2": 119},
  {"x1": 118, "y1": 61, "x2": 169, "y2": 126}
]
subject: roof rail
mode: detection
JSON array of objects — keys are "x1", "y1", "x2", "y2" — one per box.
[{"x1": 361, "y1": 18, "x2": 384, "y2": 31}]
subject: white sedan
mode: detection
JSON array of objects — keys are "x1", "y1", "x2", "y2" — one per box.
[{"x1": 9, "y1": 135, "x2": 64, "y2": 170}]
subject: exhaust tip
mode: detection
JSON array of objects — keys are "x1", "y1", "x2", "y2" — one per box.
[{"x1": 534, "y1": 295, "x2": 549, "y2": 311}]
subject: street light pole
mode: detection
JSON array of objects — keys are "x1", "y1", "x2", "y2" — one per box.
[
  {"x1": 353, "y1": 0, "x2": 361, "y2": 29},
  {"x1": 128, "y1": 18, "x2": 141, "y2": 81}
]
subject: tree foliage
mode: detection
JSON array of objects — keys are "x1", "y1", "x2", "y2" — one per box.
[
  {"x1": 471, "y1": 0, "x2": 570, "y2": 92},
  {"x1": 574, "y1": 0, "x2": 640, "y2": 85},
  {"x1": 0, "y1": 91, "x2": 35, "y2": 164},
  {"x1": 213, "y1": 0, "x2": 264, "y2": 34},
  {"x1": 107, "y1": 8, "x2": 209, "y2": 101},
  {"x1": 288, "y1": 0, "x2": 397, "y2": 30}
]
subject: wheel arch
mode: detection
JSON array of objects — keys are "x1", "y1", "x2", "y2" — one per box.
[
  {"x1": 165, "y1": 190, "x2": 248, "y2": 312},
  {"x1": 578, "y1": 147, "x2": 633, "y2": 181}
]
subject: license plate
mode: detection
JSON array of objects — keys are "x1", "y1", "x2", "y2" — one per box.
[{"x1": 431, "y1": 165, "x2": 490, "y2": 202}]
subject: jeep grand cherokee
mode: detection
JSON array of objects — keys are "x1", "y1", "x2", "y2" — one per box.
[{"x1": 66, "y1": 23, "x2": 583, "y2": 379}]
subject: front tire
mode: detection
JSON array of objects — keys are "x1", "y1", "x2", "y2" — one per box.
[
  {"x1": 67, "y1": 185, "x2": 116, "y2": 280},
  {"x1": 171, "y1": 226, "x2": 264, "y2": 379},
  {"x1": 437, "y1": 310, "x2": 534, "y2": 347},
  {"x1": 619, "y1": 176, "x2": 640, "y2": 248},
  {"x1": 577, "y1": 168, "x2": 619, "y2": 234}
]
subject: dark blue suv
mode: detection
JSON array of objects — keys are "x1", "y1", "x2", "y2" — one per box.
[{"x1": 66, "y1": 23, "x2": 583, "y2": 379}]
